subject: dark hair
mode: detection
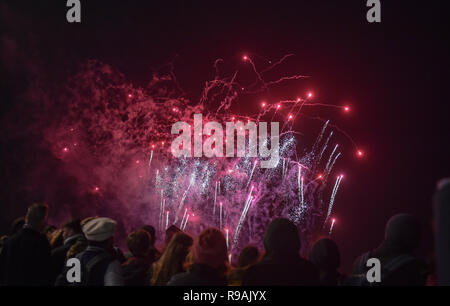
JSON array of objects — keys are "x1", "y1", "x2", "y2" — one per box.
[
  {"x1": 263, "y1": 218, "x2": 301, "y2": 255},
  {"x1": 165, "y1": 225, "x2": 181, "y2": 245},
  {"x1": 238, "y1": 246, "x2": 260, "y2": 268},
  {"x1": 151, "y1": 232, "x2": 193, "y2": 285},
  {"x1": 309, "y1": 238, "x2": 341, "y2": 271},
  {"x1": 26, "y1": 203, "x2": 49, "y2": 228},
  {"x1": 141, "y1": 225, "x2": 156, "y2": 245},
  {"x1": 10, "y1": 217, "x2": 25, "y2": 235},
  {"x1": 193, "y1": 228, "x2": 228, "y2": 269},
  {"x1": 44, "y1": 225, "x2": 56, "y2": 234},
  {"x1": 62, "y1": 219, "x2": 82, "y2": 234},
  {"x1": 127, "y1": 229, "x2": 151, "y2": 257}
]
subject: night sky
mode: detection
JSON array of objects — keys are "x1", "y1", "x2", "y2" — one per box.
[{"x1": 1, "y1": 1, "x2": 449, "y2": 272}]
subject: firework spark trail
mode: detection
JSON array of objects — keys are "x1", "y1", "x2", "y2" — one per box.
[
  {"x1": 297, "y1": 165, "x2": 302, "y2": 207},
  {"x1": 225, "y1": 229, "x2": 229, "y2": 249},
  {"x1": 317, "y1": 131, "x2": 333, "y2": 164},
  {"x1": 155, "y1": 170, "x2": 160, "y2": 187},
  {"x1": 233, "y1": 186, "x2": 254, "y2": 248},
  {"x1": 159, "y1": 190, "x2": 164, "y2": 231},
  {"x1": 219, "y1": 202, "x2": 223, "y2": 230},
  {"x1": 161, "y1": 199, "x2": 166, "y2": 232},
  {"x1": 166, "y1": 210, "x2": 169, "y2": 230},
  {"x1": 182, "y1": 214, "x2": 190, "y2": 230},
  {"x1": 325, "y1": 144, "x2": 339, "y2": 172},
  {"x1": 324, "y1": 175, "x2": 343, "y2": 226},
  {"x1": 282, "y1": 158, "x2": 289, "y2": 181},
  {"x1": 180, "y1": 208, "x2": 188, "y2": 228},
  {"x1": 213, "y1": 181, "x2": 218, "y2": 215},
  {"x1": 148, "y1": 150, "x2": 153, "y2": 169},
  {"x1": 175, "y1": 182, "x2": 192, "y2": 223},
  {"x1": 329, "y1": 219, "x2": 336, "y2": 235},
  {"x1": 246, "y1": 160, "x2": 258, "y2": 190},
  {"x1": 327, "y1": 152, "x2": 342, "y2": 175},
  {"x1": 297, "y1": 165, "x2": 305, "y2": 212},
  {"x1": 312, "y1": 120, "x2": 330, "y2": 154}
]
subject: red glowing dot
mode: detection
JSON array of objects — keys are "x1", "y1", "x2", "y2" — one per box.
[
  {"x1": 192, "y1": 213, "x2": 195, "y2": 217},
  {"x1": 63, "y1": 147, "x2": 69, "y2": 152},
  {"x1": 128, "y1": 94, "x2": 132, "y2": 98},
  {"x1": 339, "y1": 174, "x2": 344, "y2": 179},
  {"x1": 276, "y1": 104, "x2": 281, "y2": 109},
  {"x1": 357, "y1": 150, "x2": 364, "y2": 157},
  {"x1": 296, "y1": 97, "x2": 301, "y2": 102},
  {"x1": 242, "y1": 55, "x2": 248, "y2": 61},
  {"x1": 307, "y1": 92, "x2": 313, "y2": 98},
  {"x1": 94, "y1": 187, "x2": 99, "y2": 192},
  {"x1": 317, "y1": 174, "x2": 323, "y2": 179},
  {"x1": 343, "y1": 106, "x2": 350, "y2": 112},
  {"x1": 151, "y1": 144, "x2": 155, "y2": 149},
  {"x1": 136, "y1": 160, "x2": 140, "y2": 164},
  {"x1": 231, "y1": 117, "x2": 235, "y2": 121},
  {"x1": 332, "y1": 218, "x2": 336, "y2": 223},
  {"x1": 288, "y1": 114, "x2": 293, "y2": 120},
  {"x1": 261, "y1": 102, "x2": 266, "y2": 107},
  {"x1": 228, "y1": 169, "x2": 233, "y2": 173},
  {"x1": 161, "y1": 141, "x2": 165, "y2": 145}
]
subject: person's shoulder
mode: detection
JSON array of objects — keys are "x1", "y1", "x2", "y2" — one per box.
[
  {"x1": 241, "y1": 262, "x2": 268, "y2": 285},
  {"x1": 1, "y1": 231, "x2": 24, "y2": 248},
  {"x1": 52, "y1": 243, "x2": 69, "y2": 255},
  {"x1": 167, "y1": 271, "x2": 190, "y2": 286},
  {"x1": 351, "y1": 251, "x2": 371, "y2": 274}
]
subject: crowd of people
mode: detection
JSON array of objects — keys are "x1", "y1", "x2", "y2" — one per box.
[{"x1": 0, "y1": 178, "x2": 449, "y2": 286}]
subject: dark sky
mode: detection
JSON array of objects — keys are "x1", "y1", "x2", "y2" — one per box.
[{"x1": 1, "y1": 0, "x2": 449, "y2": 272}]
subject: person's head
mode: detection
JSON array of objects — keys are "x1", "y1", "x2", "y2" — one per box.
[
  {"x1": 82, "y1": 217, "x2": 116, "y2": 249},
  {"x1": 44, "y1": 225, "x2": 57, "y2": 242},
  {"x1": 10, "y1": 217, "x2": 25, "y2": 235},
  {"x1": 62, "y1": 219, "x2": 82, "y2": 240},
  {"x1": 165, "y1": 225, "x2": 181, "y2": 245},
  {"x1": 237, "y1": 246, "x2": 260, "y2": 268},
  {"x1": 127, "y1": 229, "x2": 151, "y2": 258},
  {"x1": 309, "y1": 238, "x2": 341, "y2": 272},
  {"x1": 141, "y1": 225, "x2": 156, "y2": 246},
  {"x1": 193, "y1": 228, "x2": 228, "y2": 269},
  {"x1": 263, "y1": 218, "x2": 300, "y2": 256},
  {"x1": 152, "y1": 232, "x2": 193, "y2": 285},
  {"x1": 384, "y1": 213, "x2": 421, "y2": 252},
  {"x1": 25, "y1": 203, "x2": 49, "y2": 231}
]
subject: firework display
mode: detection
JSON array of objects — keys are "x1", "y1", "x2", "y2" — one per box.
[{"x1": 44, "y1": 55, "x2": 362, "y2": 255}]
